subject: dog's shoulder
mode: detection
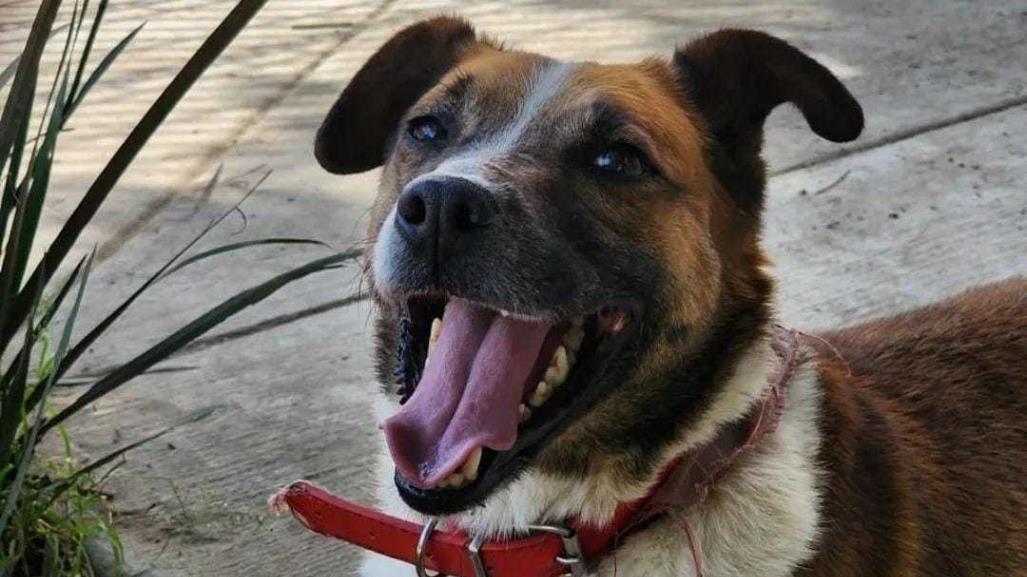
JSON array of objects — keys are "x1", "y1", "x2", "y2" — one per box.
[
  {"x1": 800, "y1": 277, "x2": 1027, "y2": 577},
  {"x1": 824, "y1": 275, "x2": 1027, "y2": 406}
]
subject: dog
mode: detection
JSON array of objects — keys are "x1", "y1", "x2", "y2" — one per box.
[{"x1": 313, "y1": 17, "x2": 1027, "y2": 577}]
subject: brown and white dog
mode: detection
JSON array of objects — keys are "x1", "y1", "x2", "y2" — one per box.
[{"x1": 314, "y1": 17, "x2": 1027, "y2": 577}]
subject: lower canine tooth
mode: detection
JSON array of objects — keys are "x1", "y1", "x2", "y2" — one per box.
[
  {"x1": 426, "y1": 318, "x2": 442, "y2": 365},
  {"x1": 529, "y1": 381, "x2": 551, "y2": 407},
  {"x1": 462, "y1": 448, "x2": 482, "y2": 481},
  {"x1": 429, "y1": 318, "x2": 442, "y2": 346}
]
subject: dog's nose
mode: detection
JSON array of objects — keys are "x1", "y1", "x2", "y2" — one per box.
[{"x1": 395, "y1": 177, "x2": 495, "y2": 255}]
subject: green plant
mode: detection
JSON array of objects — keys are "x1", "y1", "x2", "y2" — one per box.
[{"x1": 0, "y1": 1, "x2": 357, "y2": 574}]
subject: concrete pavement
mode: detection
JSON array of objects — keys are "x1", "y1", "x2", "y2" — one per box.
[{"x1": 2, "y1": 1, "x2": 1025, "y2": 575}]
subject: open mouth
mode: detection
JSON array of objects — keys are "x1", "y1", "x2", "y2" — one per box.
[{"x1": 384, "y1": 295, "x2": 636, "y2": 514}]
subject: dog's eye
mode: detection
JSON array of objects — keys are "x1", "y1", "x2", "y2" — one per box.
[
  {"x1": 592, "y1": 144, "x2": 650, "y2": 178},
  {"x1": 407, "y1": 115, "x2": 447, "y2": 143}
]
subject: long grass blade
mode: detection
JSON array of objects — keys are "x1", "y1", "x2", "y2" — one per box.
[
  {"x1": 0, "y1": 77, "x2": 68, "y2": 357},
  {"x1": 1, "y1": 0, "x2": 269, "y2": 354},
  {"x1": 18, "y1": 256, "x2": 86, "y2": 412},
  {"x1": 0, "y1": 255, "x2": 83, "y2": 416},
  {"x1": 68, "y1": 0, "x2": 105, "y2": 102},
  {"x1": 0, "y1": 0, "x2": 63, "y2": 175},
  {"x1": 0, "y1": 23, "x2": 71, "y2": 92},
  {"x1": 0, "y1": 56, "x2": 20, "y2": 91},
  {"x1": 0, "y1": 85, "x2": 32, "y2": 243},
  {"x1": 0, "y1": 273, "x2": 47, "y2": 530},
  {"x1": 0, "y1": 161, "x2": 34, "y2": 356},
  {"x1": 161, "y1": 238, "x2": 329, "y2": 278},
  {"x1": 0, "y1": 252, "x2": 90, "y2": 535},
  {"x1": 39, "y1": 249, "x2": 357, "y2": 436},
  {"x1": 0, "y1": 302, "x2": 38, "y2": 475},
  {"x1": 64, "y1": 0, "x2": 92, "y2": 96},
  {"x1": 64, "y1": 21, "x2": 144, "y2": 118},
  {"x1": 1, "y1": 255, "x2": 85, "y2": 398},
  {"x1": 9, "y1": 77, "x2": 69, "y2": 288},
  {"x1": 39, "y1": 169, "x2": 288, "y2": 393},
  {"x1": 0, "y1": 1, "x2": 68, "y2": 354},
  {"x1": 43, "y1": 406, "x2": 216, "y2": 504}
]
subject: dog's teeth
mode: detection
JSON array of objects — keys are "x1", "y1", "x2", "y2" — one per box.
[
  {"x1": 553, "y1": 346, "x2": 570, "y2": 379},
  {"x1": 442, "y1": 472, "x2": 465, "y2": 489},
  {"x1": 563, "y1": 326, "x2": 585, "y2": 352},
  {"x1": 462, "y1": 448, "x2": 482, "y2": 481},
  {"x1": 529, "y1": 381, "x2": 551, "y2": 407},
  {"x1": 544, "y1": 346, "x2": 569, "y2": 386},
  {"x1": 518, "y1": 404, "x2": 532, "y2": 423},
  {"x1": 499, "y1": 309, "x2": 511, "y2": 317},
  {"x1": 429, "y1": 318, "x2": 442, "y2": 346},
  {"x1": 426, "y1": 318, "x2": 442, "y2": 366},
  {"x1": 544, "y1": 367, "x2": 560, "y2": 385}
]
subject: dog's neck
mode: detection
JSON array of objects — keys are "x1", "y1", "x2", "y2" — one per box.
[
  {"x1": 440, "y1": 304, "x2": 791, "y2": 530},
  {"x1": 367, "y1": 316, "x2": 824, "y2": 577}
]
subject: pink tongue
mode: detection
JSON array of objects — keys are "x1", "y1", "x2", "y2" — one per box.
[{"x1": 384, "y1": 298, "x2": 551, "y2": 487}]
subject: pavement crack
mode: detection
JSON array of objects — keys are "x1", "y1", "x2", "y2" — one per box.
[{"x1": 772, "y1": 94, "x2": 1027, "y2": 176}]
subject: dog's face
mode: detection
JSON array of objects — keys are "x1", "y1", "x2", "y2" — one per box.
[{"x1": 316, "y1": 18, "x2": 861, "y2": 516}]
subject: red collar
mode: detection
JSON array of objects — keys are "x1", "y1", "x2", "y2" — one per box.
[{"x1": 271, "y1": 327, "x2": 799, "y2": 577}]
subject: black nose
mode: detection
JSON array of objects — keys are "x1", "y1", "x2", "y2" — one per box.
[{"x1": 395, "y1": 177, "x2": 496, "y2": 264}]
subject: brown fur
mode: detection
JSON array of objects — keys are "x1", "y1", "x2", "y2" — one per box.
[{"x1": 801, "y1": 279, "x2": 1027, "y2": 577}]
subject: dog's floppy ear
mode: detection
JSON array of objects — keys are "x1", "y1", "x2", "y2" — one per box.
[
  {"x1": 315, "y1": 17, "x2": 483, "y2": 174},
  {"x1": 674, "y1": 30, "x2": 863, "y2": 210}
]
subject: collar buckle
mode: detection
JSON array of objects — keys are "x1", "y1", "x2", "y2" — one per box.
[
  {"x1": 414, "y1": 517, "x2": 440, "y2": 577},
  {"x1": 414, "y1": 519, "x2": 587, "y2": 577},
  {"x1": 528, "y1": 524, "x2": 587, "y2": 577}
]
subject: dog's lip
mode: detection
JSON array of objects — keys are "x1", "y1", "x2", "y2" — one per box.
[
  {"x1": 395, "y1": 289, "x2": 581, "y2": 323},
  {"x1": 392, "y1": 300, "x2": 642, "y2": 515}
]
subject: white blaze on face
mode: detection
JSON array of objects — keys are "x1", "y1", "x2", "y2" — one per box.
[{"x1": 373, "y1": 61, "x2": 577, "y2": 290}]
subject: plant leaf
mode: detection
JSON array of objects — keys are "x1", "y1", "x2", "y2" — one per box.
[
  {"x1": 0, "y1": 251, "x2": 91, "y2": 535},
  {"x1": 0, "y1": 22, "x2": 71, "y2": 91},
  {"x1": 0, "y1": 0, "x2": 270, "y2": 355},
  {"x1": 0, "y1": 56, "x2": 20, "y2": 91},
  {"x1": 160, "y1": 238, "x2": 329, "y2": 278},
  {"x1": 0, "y1": 81, "x2": 32, "y2": 252},
  {"x1": 0, "y1": 0, "x2": 63, "y2": 176},
  {"x1": 67, "y1": 0, "x2": 103, "y2": 104},
  {"x1": 39, "y1": 250, "x2": 357, "y2": 436},
  {"x1": 40, "y1": 168, "x2": 289, "y2": 393},
  {"x1": 0, "y1": 298, "x2": 38, "y2": 475},
  {"x1": 64, "y1": 20, "x2": 144, "y2": 118},
  {"x1": 9, "y1": 76, "x2": 69, "y2": 288},
  {"x1": 18, "y1": 255, "x2": 87, "y2": 411}
]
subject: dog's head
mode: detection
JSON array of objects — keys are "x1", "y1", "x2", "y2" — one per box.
[{"x1": 316, "y1": 17, "x2": 861, "y2": 517}]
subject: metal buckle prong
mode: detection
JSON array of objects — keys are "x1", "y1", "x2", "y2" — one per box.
[
  {"x1": 467, "y1": 533, "x2": 488, "y2": 577},
  {"x1": 528, "y1": 524, "x2": 587, "y2": 577},
  {"x1": 415, "y1": 517, "x2": 440, "y2": 577}
]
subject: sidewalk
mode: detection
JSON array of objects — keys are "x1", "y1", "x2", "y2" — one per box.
[{"x1": 2, "y1": 1, "x2": 1026, "y2": 575}]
